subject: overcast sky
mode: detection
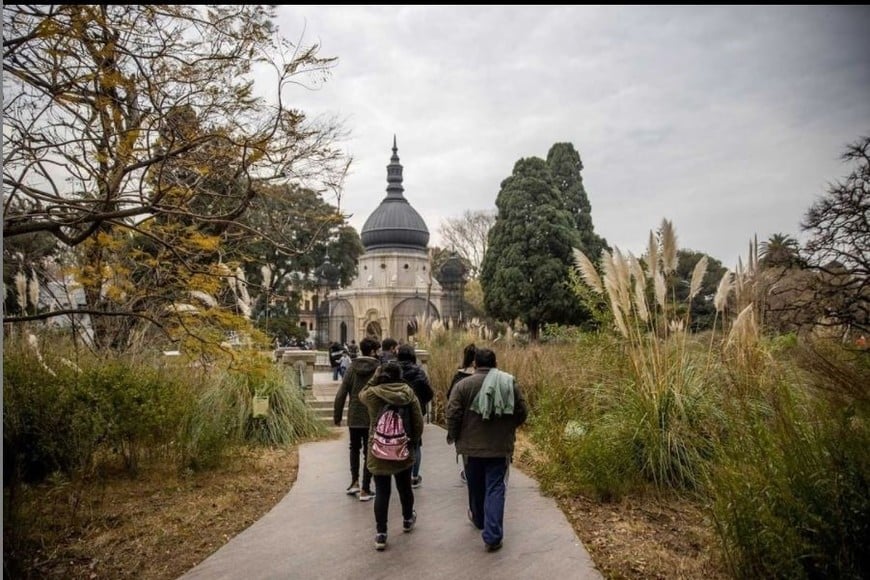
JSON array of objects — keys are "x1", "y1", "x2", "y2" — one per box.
[{"x1": 271, "y1": 5, "x2": 870, "y2": 268}]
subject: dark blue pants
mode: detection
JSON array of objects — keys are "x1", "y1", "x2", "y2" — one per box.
[{"x1": 465, "y1": 456, "x2": 509, "y2": 546}]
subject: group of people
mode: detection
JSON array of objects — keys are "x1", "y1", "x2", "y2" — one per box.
[
  {"x1": 332, "y1": 338, "x2": 527, "y2": 553},
  {"x1": 328, "y1": 339, "x2": 361, "y2": 381}
]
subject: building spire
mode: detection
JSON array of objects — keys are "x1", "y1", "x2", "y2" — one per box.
[{"x1": 386, "y1": 135, "x2": 404, "y2": 198}]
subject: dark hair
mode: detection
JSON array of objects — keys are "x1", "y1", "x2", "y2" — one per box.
[
  {"x1": 461, "y1": 343, "x2": 477, "y2": 368},
  {"x1": 397, "y1": 343, "x2": 417, "y2": 363},
  {"x1": 374, "y1": 361, "x2": 403, "y2": 384},
  {"x1": 381, "y1": 337, "x2": 398, "y2": 352},
  {"x1": 474, "y1": 348, "x2": 496, "y2": 369},
  {"x1": 360, "y1": 337, "x2": 380, "y2": 356}
]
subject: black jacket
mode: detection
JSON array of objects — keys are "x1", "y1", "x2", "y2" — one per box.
[{"x1": 398, "y1": 360, "x2": 433, "y2": 414}]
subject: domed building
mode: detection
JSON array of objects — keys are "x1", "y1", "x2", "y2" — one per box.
[{"x1": 321, "y1": 137, "x2": 447, "y2": 345}]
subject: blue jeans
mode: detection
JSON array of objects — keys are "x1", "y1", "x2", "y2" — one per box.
[
  {"x1": 464, "y1": 456, "x2": 509, "y2": 546},
  {"x1": 332, "y1": 366, "x2": 340, "y2": 380}
]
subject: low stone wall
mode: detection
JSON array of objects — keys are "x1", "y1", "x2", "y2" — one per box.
[{"x1": 280, "y1": 350, "x2": 317, "y2": 389}]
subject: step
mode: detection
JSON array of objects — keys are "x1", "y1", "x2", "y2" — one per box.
[{"x1": 308, "y1": 397, "x2": 344, "y2": 423}]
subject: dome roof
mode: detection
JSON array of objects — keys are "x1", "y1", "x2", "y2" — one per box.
[
  {"x1": 438, "y1": 254, "x2": 467, "y2": 284},
  {"x1": 360, "y1": 137, "x2": 430, "y2": 251}
]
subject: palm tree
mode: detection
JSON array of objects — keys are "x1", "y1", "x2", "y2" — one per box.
[{"x1": 760, "y1": 233, "x2": 803, "y2": 268}]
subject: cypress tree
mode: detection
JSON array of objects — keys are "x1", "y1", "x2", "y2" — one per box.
[
  {"x1": 546, "y1": 142, "x2": 609, "y2": 262},
  {"x1": 480, "y1": 157, "x2": 581, "y2": 340}
]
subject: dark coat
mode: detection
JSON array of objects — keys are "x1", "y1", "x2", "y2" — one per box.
[
  {"x1": 447, "y1": 367, "x2": 474, "y2": 401},
  {"x1": 398, "y1": 360, "x2": 433, "y2": 414},
  {"x1": 329, "y1": 344, "x2": 343, "y2": 369},
  {"x1": 359, "y1": 382, "x2": 424, "y2": 475},
  {"x1": 333, "y1": 356, "x2": 380, "y2": 428},
  {"x1": 446, "y1": 368, "x2": 528, "y2": 459}
]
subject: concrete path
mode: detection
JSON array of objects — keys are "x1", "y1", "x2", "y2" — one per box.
[{"x1": 181, "y1": 420, "x2": 602, "y2": 579}]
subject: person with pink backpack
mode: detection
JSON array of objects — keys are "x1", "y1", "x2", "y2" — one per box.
[{"x1": 358, "y1": 361, "x2": 424, "y2": 551}]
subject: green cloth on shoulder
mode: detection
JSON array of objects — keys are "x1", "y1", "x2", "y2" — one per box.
[{"x1": 469, "y1": 368, "x2": 515, "y2": 420}]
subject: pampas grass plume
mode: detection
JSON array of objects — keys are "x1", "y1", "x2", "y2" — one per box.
[
  {"x1": 688, "y1": 256, "x2": 708, "y2": 302},
  {"x1": 573, "y1": 248, "x2": 603, "y2": 295},
  {"x1": 660, "y1": 219, "x2": 678, "y2": 274},
  {"x1": 714, "y1": 270, "x2": 732, "y2": 313}
]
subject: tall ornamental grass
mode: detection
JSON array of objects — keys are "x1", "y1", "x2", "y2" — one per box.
[
  {"x1": 3, "y1": 335, "x2": 326, "y2": 481},
  {"x1": 709, "y1": 340, "x2": 870, "y2": 579},
  {"x1": 570, "y1": 219, "x2": 732, "y2": 492}
]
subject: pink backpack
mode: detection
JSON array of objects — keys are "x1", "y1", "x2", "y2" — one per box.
[{"x1": 371, "y1": 404, "x2": 411, "y2": 461}]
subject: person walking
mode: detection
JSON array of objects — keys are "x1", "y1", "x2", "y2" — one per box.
[
  {"x1": 396, "y1": 344, "x2": 433, "y2": 488},
  {"x1": 446, "y1": 348, "x2": 527, "y2": 553},
  {"x1": 348, "y1": 339, "x2": 360, "y2": 359},
  {"x1": 329, "y1": 341, "x2": 344, "y2": 381},
  {"x1": 447, "y1": 343, "x2": 476, "y2": 483},
  {"x1": 378, "y1": 337, "x2": 398, "y2": 364},
  {"x1": 447, "y1": 343, "x2": 477, "y2": 401},
  {"x1": 333, "y1": 337, "x2": 381, "y2": 502},
  {"x1": 338, "y1": 350, "x2": 352, "y2": 379},
  {"x1": 359, "y1": 361, "x2": 424, "y2": 551}
]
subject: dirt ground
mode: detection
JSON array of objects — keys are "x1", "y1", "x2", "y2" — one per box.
[{"x1": 6, "y1": 435, "x2": 728, "y2": 580}]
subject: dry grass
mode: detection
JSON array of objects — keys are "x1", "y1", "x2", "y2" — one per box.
[
  {"x1": 513, "y1": 431, "x2": 728, "y2": 580},
  {"x1": 6, "y1": 447, "x2": 301, "y2": 580}
]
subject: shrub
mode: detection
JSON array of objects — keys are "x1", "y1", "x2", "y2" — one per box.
[
  {"x1": 710, "y1": 394, "x2": 869, "y2": 579},
  {"x1": 3, "y1": 344, "x2": 102, "y2": 484},
  {"x1": 179, "y1": 356, "x2": 326, "y2": 470}
]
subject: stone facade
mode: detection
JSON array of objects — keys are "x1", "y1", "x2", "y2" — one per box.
[{"x1": 324, "y1": 138, "x2": 445, "y2": 345}]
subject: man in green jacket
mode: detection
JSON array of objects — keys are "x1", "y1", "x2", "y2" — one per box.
[
  {"x1": 333, "y1": 337, "x2": 381, "y2": 501},
  {"x1": 446, "y1": 348, "x2": 528, "y2": 552}
]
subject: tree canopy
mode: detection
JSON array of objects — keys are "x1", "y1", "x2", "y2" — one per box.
[
  {"x1": 481, "y1": 156, "x2": 583, "y2": 340},
  {"x1": 546, "y1": 143, "x2": 609, "y2": 261},
  {"x1": 760, "y1": 233, "x2": 803, "y2": 269},
  {"x1": 2, "y1": 5, "x2": 351, "y2": 352},
  {"x1": 801, "y1": 135, "x2": 869, "y2": 333},
  {"x1": 672, "y1": 249, "x2": 727, "y2": 331},
  {"x1": 438, "y1": 209, "x2": 496, "y2": 279}
]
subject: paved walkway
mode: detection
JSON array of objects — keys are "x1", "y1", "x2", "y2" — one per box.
[{"x1": 181, "y1": 382, "x2": 602, "y2": 579}]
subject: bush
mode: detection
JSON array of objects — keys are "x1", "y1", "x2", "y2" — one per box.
[
  {"x1": 179, "y1": 357, "x2": 326, "y2": 470},
  {"x1": 710, "y1": 398, "x2": 869, "y2": 579},
  {"x1": 3, "y1": 345, "x2": 102, "y2": 484},
  {"x1": 709, "y1": 341, "x2": 870, "y2": 579},
  {"x1": 3, "y1": 342, "x2": 200, "y2": 481}
]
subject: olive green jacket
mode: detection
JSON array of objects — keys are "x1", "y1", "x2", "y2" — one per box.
[
  {"x1": 446, "y1": 368, "x2": 528, "y2": 459},
  {"x1": 359, "y1": 382, "x2": 424, "y2": 475}
]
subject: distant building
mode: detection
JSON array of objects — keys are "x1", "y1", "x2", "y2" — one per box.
[
  {"x1": 40, "y1": 269, "x2": 94, "y2": 345},
  {"x1": 319, "y1": 137, "x2": 459, "y2": 345}
]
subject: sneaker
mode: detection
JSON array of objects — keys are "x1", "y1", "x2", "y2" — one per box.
[
  {"x1": 346, "y1": 481, "x2": 360, "y2": 495},
  {"x1": 485, "y1": 540, "x2": 503, "y2": 553},
  {"x1": 375, "y1": 533, "x2": 387, "y2": 551},
  {"x1": 403, "y1": 511, "x2": 417, "y2": 533},
  {"x1": 411, "y1": 475, "x2": 422, "y2": 488},
  {"x1": 358, "y1": 489, "x2": 374, "y2": 502}
]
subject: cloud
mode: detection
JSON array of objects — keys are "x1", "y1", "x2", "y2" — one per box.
[{"x1": 272, "y1": 5, "x2": 870, "y2": 268}]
